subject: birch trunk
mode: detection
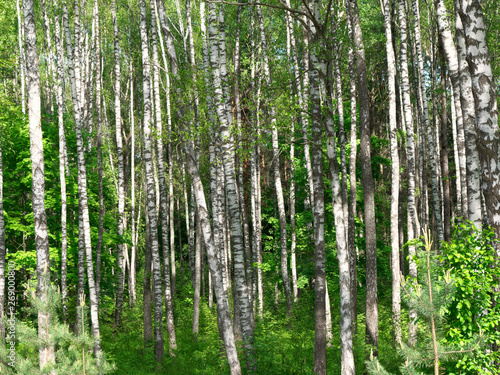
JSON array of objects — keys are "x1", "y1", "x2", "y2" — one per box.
[
  {"x1": 412, "y1": 0, "x2": 444, "y2": 243},
  {"x1": 208, "y1": 2, "x2": 254, "y2": 356},
  {"x1": 457, "y1": 0, "x2": 500, "y2": 239},
  {"x1": 143, "y1": 207, "x2": 153, "y2": 344},
  {"x1": 347, "y1": 0, "x2": 378, "y2": 353},
  {"x1": 434, "y1": 0, "x2": 480, "y2": 225},
  {"x1": 347, "y1": 14, "x2": 358, "y2": 327},
  {"x1": 54, "y1": 0, "x2": 68, "y2": 320},
  {"x1": 284, "y1": 4, "x2": 298, "y2": 302},
  {"x1": 324, "y1": 81, "x2": 356, "y2": 375},
  {"x1": 184, "y1": 142, "x2": 242, "y2": 375},
  {"x1": 439, "y1": 50, "x2": 451, "y2": 242},
  {"x1": 256, "y1": 4, "x2": 293, "y2": 316},
  {"x1": 130, "y1": 67, "x2": 137, "y2": 306},
  {"x1": 382, "y1": 0, "x2": 401, "y2": 344},
  {"x1": 308, "y1": 4, "x2": 327, "y2": 372},
  {"x1": 249, "y1": 6, "x2": 263, "y2": 318},
  {"x1": 112, "y1": 0, "x2": 125, "y2": 329},
  {"x1": 139, "y1": 0, "x2": 164, "y2": 362},
  {"x1": 193, "y1": 212, "x2": 201, "y2": 338},
  {"x1": 62, "y1": 2, "x2": 101, "y2": 357},
  {"x1": 94, "y1": 0, "x2": 104, "y2": 307},
  {"x1": 150, "y1": 0, "x2": 177, "y2": 352},
  {"x1": 398, "y1": 0, "x2": 418, "y2": 346},
  {"x1": 17, "y1": 0, "x2": 26, "y2": 114},
  {"x1": 24, "y1": 0, "x2": 54, "y2": 366}
]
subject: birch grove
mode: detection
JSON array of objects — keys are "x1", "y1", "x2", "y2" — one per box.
[{"x1": 1, "y1": 0, "x2": 500, "y2": 373}]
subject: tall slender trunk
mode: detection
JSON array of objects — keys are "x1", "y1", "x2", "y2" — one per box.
[
  {"x1": 284, "y1": 5, "x2": 298, "y2": 302},
  {"x1": 309, "y1": 4, "x2": 326, "y2": 373},
  {"x1": 324, "y1": 75, "x2": 356, "y2": 375},
  {"x1": 17, "y1": 0, "x2": 26, "y2": 114},
  {"x1": 151, "y1": 0, "x2": 176, "y2": 353},
  {"x1": 63, "y1": 3, "x2": 101, "y2": 357},
  {"x1": 347, "y1": 14, "x2": 358, "y2": 328},
  {"x1": 234, "y1": 5, "x2": 253, "y2": 310},
  {"x1": 193, "y1": 212, "x2": 201, "y2": 338},
  {"x1": 184, "y1": 142, "x2": 242, "y2": 375},
  {"x1": 24, "y1": 0, "x2": 54, "y2": 367},
  {"x1": 139, "y1": 0, "x2": 164, "y2": 362},
  {"x1": 382, "y1": 0, "x2": 401, "y2": 344},
  {"x1": 94, "y1": 0, "x2": 104, "y2": 308},
  {"x1": 347, "y1": 0, "x2": 378, "y2": 354},
  {"x1": 412, "y1": 0, "x2": 444, "y2": 243},
  {"x1": 398, "y1": 0, "x2": 418, "y2": 346},
  {"x1": 256, "y1": 4, "x2": 293, "y2": 316},
  {"x1": 143, "y1": 205, "x2": 153, "y2": 344},
  {"x1": 129, "y1": 66, "x2": 137, "y2": 307},
  {"x1": 112, "y1": 0, "x2": 125, "y2": 329},
  {"x1": 54, "y1": 0, "x2": 68, "y2": 321},
  {"x1": 439, "y1": 47, "x2": 451, "y2": 242},
  {"x1": 249, "y1": 6, "x2": 263, "y2": 319},
  {"x1": 208, "y1": 2, "x2": 254, "y2": 357}
]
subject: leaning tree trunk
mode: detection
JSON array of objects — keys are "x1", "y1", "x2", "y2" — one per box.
[
  {"x1": 112, "y1": 0, "x2": 125, "y2": 329},
  {"x1": 24, "y1": 0, "x2": 54, "y2": 367},
  {"x1": 382, "y1": 0, "x2": 401, "y2": 344},
  {"x1": 347, "y1": 0, "x2": 379, "y2": 354},
  {"x1": 184, "y1": 141, "x2": 242, "y2": 375},
  {"x1": 139, "y1": 0, "x2": 164, "y2": 362}
]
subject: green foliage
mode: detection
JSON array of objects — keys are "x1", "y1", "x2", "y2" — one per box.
[
  {"x1": 440, "y1": 222, "x2": 500, "y2": 374},
  {"x1": 0, "y1": 279, "x2": 114, "y2": 374},
  {"x1": 367, "y1": 230, "x2": 482, "y2": 375}
]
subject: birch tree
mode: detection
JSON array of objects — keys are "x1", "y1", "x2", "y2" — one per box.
[
  {"x1": 381, "y1": 0, "x2": 401, "y2": 343},
  {"x1": 458, "y1": 0, "x2": 500, "y2": 241},
  {"x1": 24, "y1": 0, "x2": 54, "y2": 366},
  {"x1": 112, "y1": 0, "x2": 125, "y2": 329},
  {"x1": 347, "y1": 0, "x2": 379, "y2": 354},
  {"x1": 139, "y1": 0, "x2": 164, "y2": 362}
]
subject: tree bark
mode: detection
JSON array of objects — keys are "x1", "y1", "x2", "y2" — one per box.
[
  {"x1": 112, "y1": 0, "x2": 125, "y2": 329},
  {"x1": 347, "y1": 0, "x2": 379, "y2": 354},
  {"x1": 412, "y1": 0, "x2": 444, "y2": 243},
  {"x1": 458, "y1": 0, "x2": 500, "y2": 240},
  {"x1": 382, "y1": 0, "x2": 401, "y2": 344},
  {"x1": 24, "y1": 0, "x2": 54, "y2": 367},
  {"x1": 139, "y1": 0, "x2": 164, "y2": 362},
  {"x1": 151, "y1": 0, "x2": 177, "y2": 353},
  {"x1": 208, "y1": 2, "x2": 254, "y2": 359},
  {"x1": 256, "y1": 3, "x2": 293, "y2": 316},
  {"x1": 62, "y1": 3, "x2": 101, "y2": 357}
]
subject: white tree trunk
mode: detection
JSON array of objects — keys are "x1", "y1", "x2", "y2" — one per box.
[
  {"x1": 24, "y1": 0, "x2": 54, "y2": 367},
  {"x1": 382, "y1": 0, "x2": 401, "y2": 344},
  {"x1": 139, "y1": 0, "x2": 164, "y2": 362}
]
